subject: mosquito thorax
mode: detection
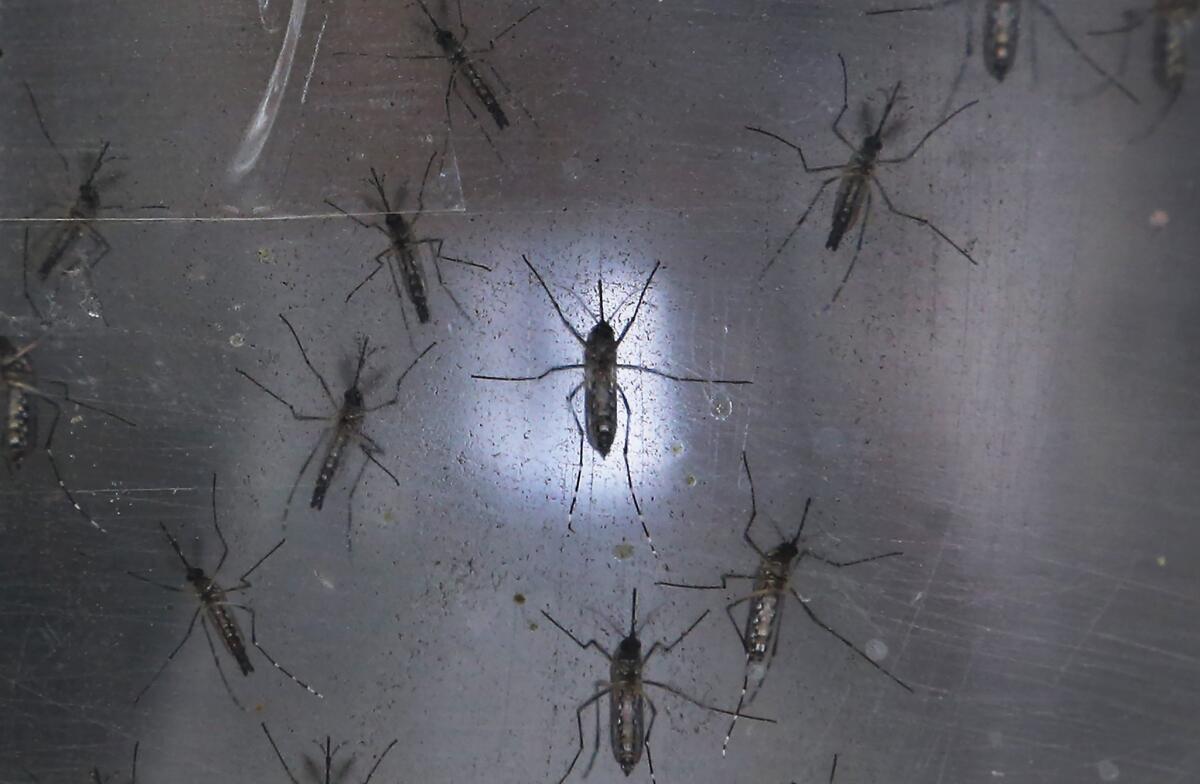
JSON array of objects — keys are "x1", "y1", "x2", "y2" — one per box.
[
  {"x1": 863, "y1": 135, "x2": 883, "y2": 156},
  {"x1": 587, "y1": 321, "x2": 617, "y2": 351},
  {"x1": 616, "y1": 635, "x2": 642, "y2": 661},
  {"x1": 79, "y1": 184, "x2": 100, "y2": 210},
  {"x1": 770, "y1": 541, "x2": 800, "y2": 564},
  {"x1": 186, "y1": 567, "x2": 206, "y2": 584},
  {"x1": 436, "y1": 29, "x2": 457, "y2": 52},
  {"x1": 384, "y1": 213, "x2": 408, "y2": 237},
  {"x1": 344, "y1": 387, "x2": 364, "y2": 409}
]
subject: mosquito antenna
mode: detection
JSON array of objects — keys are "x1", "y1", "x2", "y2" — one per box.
[
  {"x1": 362, "y1": 738, "x2": 399, "y2": 784},
  {"x1": 790, "y1": 497, "x2": 814, "y2": 546},
  {"x1": 629, "y1": 588, "x2": 638, "y2": 637},
  {"x1": 876, "y1": 81, "x2": 902, "y2": 137},
  {"x1": 414, "y1": 0, "x2": 442, "y2": 29},
  {"x1": 353, "y1": 335, "x2": 371, "y2": 388},
  {"x1": 830, "y1": 753, "x2": 839, "y2": 782},
  {"x1": 368, "y1": 168, "x2": 391, "y2": 213},
  {"x1": 158, "y1": 522, "x2": 192, "y2": 570},
  {"x1": 597, "y1": 277, "x2": 606, "y2": 323},
  {"x1": 130, "y1": 741, "x2": 139, "y2": 784},
  {"x1": 83, "y1": 142, "x2": 112, "y2": 188},
  {"x1": 23, "y1": 82, "x2": 70, "y2": 174},
  {"x1": 323, "y1": 737, "x2": 333, "y2": 782},
  {"x1": 616, "y1": 260, "x2": 662, "y2": 344}
]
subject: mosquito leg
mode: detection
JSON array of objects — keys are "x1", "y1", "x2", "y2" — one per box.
[
  {"x1": 863, "y1": 0, "x2": 964, "y2": 15},
  {"x1": 829, "y1": 753, "x2": 839, "y2": 783},
  {"x1": 241, "y1": 604, "x2": 324, "y2": 698},
  {"x1": 234, "y1": 370, "x2": 328, "y2": 421},
  {"x1": 35, "y1": 378, "x2": 136, "y2": 427},
  {"x1": 232, "y1": 538, "x2": 287, "y2": 589},
  {"x1": 486, "y1": 62, "x2": 538, "y2": 126},
  {"x1": 806, "y1": 548, "x2": 903, "y2": 568},
  {"x1": 453, "y1": 75, "x2": 502, "y2": 161},
  {"x1": 831, "y1": 189, "x2": 872, "y2": 303},
  {"x1": 1032, "y1": 0, "x2": 1140, "y2": 104},
  {"x1": 474, "y1": 5, "x2": 540, "y2": 52},
  {"x1": 739, "y1": 450, "x2": 767, "y2": 556},
  {"x1": 565, "y1": 382, "x2": 585, "y2": 531},
  {"x1": 539, "y1": 609, "x2": 612, "y2": 659},
  {"x1": 581, "y1": 685, "x2": 602, "y2": 777},
  {"x1": 758, "y1": 175, "x2": 839, "y2": 280},
  {"x1": 133, "y1": 606, "x2": 201, "y2": 704},
  {"x1": 1088, "y1": 9, "x2": 1148, "y2": 37},
  {"x1": 83, "y1": 225, "x2": 111, "y2": 271},
  {"x1": 345, "y1": 449, "x2": 373, "y2": 551},
  {"x1": 208, "y1": 473, "x2": 231, "y2": 575},
  {"x1": 722, "y1": 665, "x2": 752, "y2": 757},
  {"x1": 643, "y1": 679, "x2": 776, "y2": 723},
  {"x1": 617, "y1": 365, "x2": 751, "y2": 385},
  {"x1": 345, "y1": 257, "x2": 387, "y2": 303},
  {"x1": 642, "y1": 609, "x2": 709, "y2": 663},
  {"x1": 789, "y1": 587, "x2": 912, "y2": 692},
  {"x1": 557, "y1": 689, "x2": 610, "y2": 784},
  {"x1": 21, "y1": 227, "x2": 46, "y2": 324},
  {"x1": 872, "y1": 175, "x2": 977, "y2": 265},
  {"x1": 365, "y1": 341, "x2": 438, "y2": 411},
  {"x1": 938, "y1": 3, "x2": 975, "y2": 117},
  {"x1": 743, "y1": 126, "x2": 844, "y2": 173},
  {"x1": 199, "y1": 614, "x2": 245, "y2": 710},
  {"x1": 614, "y1": 260, "x2": 662, "y2": 344},
  {"x1": 22, "y1": 81, "x2": 70, "y2": 173},
  {"x1": 381, "y1": 252, "x2": 417, "y2": 352},
  {"x1": 617, "y1": 385, "x2": 656, "y2": 559},
  {"x1": 362, "y1": 738, "x2": 400, "y2": 784},
  {"x1": 277, "y1": 314, "x2": 337, "y2": 405},
  {"x1": 831, "y1": 53, "x2": 855, "y2": 150},
  {"x1": 645, "y1": 696, "x2": 659, "y2": 784},
  {"x1": 429, "y1": 249, "x2": 476, "y2": 325},
  {"x1": 879, "y1": 99, "x2": 979, "y2": 164},
  {"x1": 324, "y1": 197, "x2": 382, "y2": 231},
  {"x1": 261, "y1": 723, "x2": 301, "y2": 784},
  {"x1": 518, "y1": 254, "x2": 586, "y2": 342},
  {"x1": 472, "y1": 364, "x2": 583, "y2": 382},
  {"x1": 125, "y1": 572, "x2": 185, "y2": 593},
  {"x1": 40, "y1": 400, "x2": 106, "y2": 531},
  {"x1": 655, "y1": 573, "x2": 756, "y2": 591}
]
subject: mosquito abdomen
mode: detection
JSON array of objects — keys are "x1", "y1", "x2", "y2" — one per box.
[
  {"x1": 1154, "y1": 9, "x2": 1190, "y2": 92},
  {"x1": 312, "y1": 427, "x2": 352, "y2": 510},
  {"x1": 609, "y1": 680, "x2": 645, "y2": 773},
  {"x1": 983, "y1": 0, "x2": 1022, "y2": 81},
  {"x1": 397, "y1": 248, "x2": 432, "y2": 324}
]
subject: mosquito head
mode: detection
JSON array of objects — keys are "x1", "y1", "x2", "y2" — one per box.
[
  {"x1": 769, "y1": 540, "x2": 800, "y2": 564},
  {"x1": 79, "y1": 182, "x2": 100, "y2": 211},
  {"x1": 185, "y1": 565, "x2": 206, "y2": 583},
  {"x1": 587, "y1": 320, "x2": 616, "y2": 346},
  {"x1": 344, "y1": 386, "x2": 365, "y2": 410},
  {"x1": 385, "y1": 211, "x2": 409, "y2": 238}
]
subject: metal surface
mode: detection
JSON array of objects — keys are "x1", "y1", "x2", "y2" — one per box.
[{"x1": 1, "y1": 1, "x2": 1198, "y2": 782}]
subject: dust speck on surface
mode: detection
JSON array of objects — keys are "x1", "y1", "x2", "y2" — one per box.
[
  {"x1": 1156, "y1": 555, "x2": 1167, "y2": 567},
  {"x1": 513, "y1": 593, "x2": 526, "y2": 605},
  {"x1": 670, "y1": 441, "x2": 685, "y2": 456},
  {"x1": 711, "y1": 394, "x2": 733, "y2": 420},
  {"x1": 1097, "y1": 760, "x2": 1119, "y2": 781},
  {"x1": 613, "y1": 543, "x2": 635, "y2": 560},
  {"x1": 685, "y1": 474, "x2": 697, "y2": 487},
  {"x1": 229, "y1": 333, "x2": 245, "y2": 348},
  {"x1": 1149, "y1": 209, "x2": 1169, "y2": 228},
  {"x1": 864, "y1": 638, "x2": 888, "y2": 662}
]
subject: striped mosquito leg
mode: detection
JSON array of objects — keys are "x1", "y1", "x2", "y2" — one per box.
[{"x1": 239, "y1": 604, "x2": 324, "y2": 699}]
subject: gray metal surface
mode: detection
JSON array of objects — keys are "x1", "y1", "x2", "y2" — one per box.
[{"x1": 1, "y1": 1, "x2": 1198, "y2": 782}]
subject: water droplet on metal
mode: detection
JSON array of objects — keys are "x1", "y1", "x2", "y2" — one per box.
[
  {"x1": 711, "y1": 394, "x2": 732, "y2": 420},
  {"x1": 229, "y1": 333, "x2": 245, "y2": 348},
  {"x1": 613, "y1": 543, "x2": 635, "y2": 560},
  {"x1": 864, "y1": 638, "x2": 888, "y2": 662}
]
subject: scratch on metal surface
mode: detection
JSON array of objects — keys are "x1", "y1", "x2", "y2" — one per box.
[
  {"x1": 230, "y1": 0, "x2": 309, "y2": 179},
  {"x1": 1051, "y1": 582, "x2": 1121, "y2": 687},
  {"x1": 300, "y1": 9, "x2": 330, "y2": 105}
]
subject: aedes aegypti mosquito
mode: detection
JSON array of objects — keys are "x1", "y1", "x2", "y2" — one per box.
[
  {"x1": 411, "y1": 0, "x2": 540, "y2": 152},
  {"x1": 261, "y1": 723, "x2": 399, "y2": 784},
  {"x1": 20, "y1": 83, "x2": 120, "y2": 324},
  {"x1": 128, "y1": 473, "x2": 322, "y2": 708},
  {"x1": 864, "y1": 1, "x2": 1139, "y2": 110},
  {"x1": 747, "y1": 54, "x2": 979, "y2": 302},
  {"x1": 2, "y1": 334, "x2": 135, "y2": 530},
  {"x1": 324, "y1": 151, "x2": 490, "y2": 335},
  {"x1": 657, "y1": 452, "x2": 911, "y2": 755},
  {"x1": 472, "y1": 255, "x2": 751, "y2": 556},
  {"x1": 541, "y1": 589, "x2": 776, "y2": 784},
  {"x1": 237, "y1": 314, "x2": 436, "y2": 549},
  {"x1": 1088, "y1": 1, "x2": 1197, "y2": 138}
]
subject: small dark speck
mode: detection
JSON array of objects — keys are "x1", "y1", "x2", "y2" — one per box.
[
  {"x1": 529, "y1": 622, "x2": 538, "y2": 631},
  {"x1": 513, "y1": 593, "x2": 526, "y2": 605}
]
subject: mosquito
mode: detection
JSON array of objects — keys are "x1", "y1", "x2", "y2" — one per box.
[
  {"x1": 541, "y1": 589, "x2": 776, "y2": 784},
  {"x1": 411, "y1": 0, "x2": 540, "y2": 150},
  {"x1": 324, "y1": 151, "x2": 490, "y2": 336},
  {"x1": 128, "y1": 473, "x2": 322, "y2": 708},
  {"x1": 746, "y1": 54, "x2": 979, "y2": 302},
  {"x1": 1089, "y1": 1, "x2": 1197, "y2": 138},
  {"x1": 657, "y1": 452, "x2": 911, "y2": 755},
  {"x1": 2, "y1": 333, "x2": 135, "y2": 530},
  {"x1": 261, "y1": 723, "x2": 398, "y2": 784},
  {"x1": 20, "y1": 82, "x2": 119, "y2": 324},
  {"x1": 90, "y1": 742, "x2": 138, "y2": 784},
  {"x1": 471, "y1": 255, "x2": 751, "y2": 556},
  {"x1": 864, "y1": 1, "x2": 1139, "y2": 110},
  {"x1": 237, "y1": 314, "x2": 436, "y2": 549}
]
